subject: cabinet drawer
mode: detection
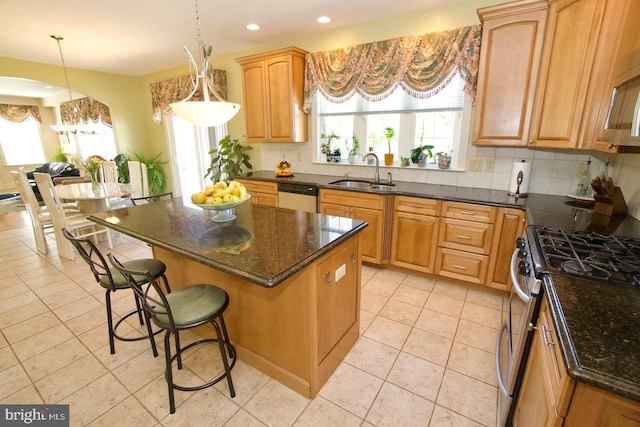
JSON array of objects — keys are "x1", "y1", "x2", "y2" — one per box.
[
  {"x1": 320, "y1": 189, "x2": 385, "y2": 210},
  {"x1": 395, "y1": 196, "x2": 441, "y2": 216},
  {"x1": 435, "y1": 247, "x2": 488, "y2": 284},
  {"x1": 252, "y1": 193, "x2": 278, "y2": 207},
  {"x1": 439, "y1": 218, "x2": 494, "y2": 255},
  {"x1": 442, "y1": 201, "x2": 497, "y2": 223},
  {"x1": 235, "y1": 179, "x2": 278, "y2": 195}
]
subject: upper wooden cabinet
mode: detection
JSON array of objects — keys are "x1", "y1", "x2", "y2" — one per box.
[
  {"x1": 473, "y1": 0, "x2": 548, "y2": 147},
  {"x1": 530, "y1": 0, "x2": 628, "y2": 149},
  {"x1": 236, "y1": 47, "x2": 309, "y2": 143}
]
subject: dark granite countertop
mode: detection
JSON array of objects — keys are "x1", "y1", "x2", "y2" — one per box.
[
  {"x1": 240, "y1": 170, "x2": 640, "y2": 401},
  {"x1": 90, "y1": 196, "x2": 366, "y2": 288}
]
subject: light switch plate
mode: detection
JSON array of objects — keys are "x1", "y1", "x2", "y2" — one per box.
[
  {"x1": 468, "y1": 159, "x2": 482, "y2": 171},
  {"x1": 485, "y1": 159, "x2": 495, "y2": 172},
  {"x1": 335, "y1": 264, "x2": 346, "y2": 282}
]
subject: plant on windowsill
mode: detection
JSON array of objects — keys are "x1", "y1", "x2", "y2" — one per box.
[
  {"x1": 435, "y1": 151, "x2": 452, "y2": 169},
  {"x1": 366, "y1": 146, "x2": 376, "y2": 165},
  {"x1": 205, "y1": 135, "x2": 253, "y2": 184},
  {"x1": 320, "y1": 131, "x2": 341, "y2": 162},
  {"x1": 410, "y1": 145, "x2": 434, "y2": 167},
  {"x1": 384, "y1": 127, "x2": 395, "y2": 166},
  {"x1": 347, "y1": 134, "x2": 359, "y2": 164}
]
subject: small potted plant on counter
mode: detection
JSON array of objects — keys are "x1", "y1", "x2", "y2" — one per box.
[
  {"x1": 347, "y1": 134, "x2": 360, "y2": 164},
  {"x1": 321, "y1": 131, "x2": 341, "y2": 162},
  {"x1": 436, "y1": 151, "x2": 452, "y2": 169},
  {"x1": 410, "y1": 145, "x2": 434, "y2": 167},
  {"x1": 384, "y1": 127, "x2": 395, "y2": 166}
]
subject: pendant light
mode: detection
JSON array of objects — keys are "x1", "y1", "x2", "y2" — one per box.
[
  {"x1": 50, "y1": 35, "x2": 81, "y2": 135},
  {"x1": 169, "y1": 0, "x2": 240, "y2": 127}
]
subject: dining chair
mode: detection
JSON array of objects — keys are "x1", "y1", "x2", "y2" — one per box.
[
  {"x1": 130, "y1": 192, "x2": 173, "y2": 206},
  {"x1": 12, "y1": 167, "x2": 79, "y2": 254},
  {"x1": 34, "y1": 172, "x2": 113, "y2": 260},
  {"x1": 63, "y1": 228, "x2": 169, "y2": 355},
  {"x1": 108, "y1": 253, "x2": 236, "y2": 414},
  {"x1": 100, "y1": 161, "x2": 119, "y2": 183},
  {"x1": 128, "y1": 161, "x2": 149, "y2": 198}
]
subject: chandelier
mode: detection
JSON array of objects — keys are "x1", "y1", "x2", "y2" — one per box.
[
  {"x1": 169, "y1": 0, "x2": 240, "y2": 127},
  {"x1": 49, "y1": 35, "x2": 82, "y2": 135}
]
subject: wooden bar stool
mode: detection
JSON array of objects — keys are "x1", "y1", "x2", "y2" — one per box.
[{"x1": 108, "y1": 253, "x2": 236, "y2": 414}]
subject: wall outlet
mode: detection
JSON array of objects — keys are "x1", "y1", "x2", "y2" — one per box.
[
  {"x1": 335, "y1": 264, "x2": 346, "y2": 282},
  {"x1": 296, "y1": 151, "x2": 302, "y2": 162},
  {"x1": 468, "y1": 159, "x2": 482, "y2": 171},
  {"x1": 484, "y1": 159, "x2": 495, "y2": 172}
]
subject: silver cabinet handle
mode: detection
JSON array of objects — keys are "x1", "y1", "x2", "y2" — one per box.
[
  {"x1": 326, "y1": 271, "x2": 332, "y2": 284},
  {"x1": 495, "y1": 322, "x2": 509, "y2": 397},
  {"x1": 453, "y1": 264, "x2": 467, "y2": 270},
  {"x1": 460, "y1": 211, "x2": 476, "y2": 216},
  {"x1": 541, "y1": 325, "x2": 555, "y2": 346},
  {"x1": 457, "y1": 235, "x2": 472, "y2": 240}
]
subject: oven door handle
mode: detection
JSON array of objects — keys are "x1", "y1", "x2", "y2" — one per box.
[
  {"x1": 510, "y1": 248, "x2": 531, "y2": 304},
  {"x1": 495, "y1": 321, "x2": 510, "y2": 397}
]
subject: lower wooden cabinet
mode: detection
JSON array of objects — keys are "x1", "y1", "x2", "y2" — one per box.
[
  {"x1": 235, "y1": 179, "x2": 278, "y2": 207},
  {"x1": 487, "y1": 208, "x2": 527, "y2": 291},
  {"x1": 391, "y1": 196, "x2": 441, "y2": 273}
]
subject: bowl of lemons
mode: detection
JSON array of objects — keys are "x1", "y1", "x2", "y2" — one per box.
[{"x1": 191, "y1": 180, "x2": 251, "y2": 222}]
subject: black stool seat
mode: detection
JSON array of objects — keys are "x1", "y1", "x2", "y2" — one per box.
[
  {"x1": 99, "y1": 259, "x2": 166, "y2": 290},
  {"x1": 153, "y1": 284, "x2": 228, "y2": 329}
]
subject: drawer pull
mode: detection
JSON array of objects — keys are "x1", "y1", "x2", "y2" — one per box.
[
  {"x1": 457, "y1": 235, "x2": 472, "y2": 240},
  {"x1": 460, "y1": 211, "x2": 476, "y2": 216},
  {"x1": 326, "y1": 271, "x2": 332, "y2": 284},
  {"x1": 410, "y1": 205, "x2": 424, "y2": 209},
  {"x1": 350, "y1": 252, "x2": 356, "y2": 264},
  {"x1": 453, "y1": 264, "x2": 467, "y2": 270},
  {"x1": 541, "y1": 325, "x2": 555, "y2": 346}
]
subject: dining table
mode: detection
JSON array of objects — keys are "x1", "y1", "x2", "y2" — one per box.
[{"x1": 55, "y1": 182, "x2": 133, "y2": 213}]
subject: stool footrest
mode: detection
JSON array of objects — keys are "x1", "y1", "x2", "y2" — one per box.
[{"x1": 167, "y1": 338, "x2": 236, "y2": 392}]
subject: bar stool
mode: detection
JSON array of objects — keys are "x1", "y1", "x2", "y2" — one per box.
[
  {"x1": 108, "y1": 253, "x2": 236, "y2": 414},
  {"x1": 63, "y1": 228, "x2": 170, "y2": 355}
]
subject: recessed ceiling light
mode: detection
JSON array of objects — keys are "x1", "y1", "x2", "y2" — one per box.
[
  {"x1": 246, "y1": 23, "x2": 260, "y2": 31},
  {"x1": 44, "y1": 85, "x2": 54, "y2": 89},
  {"x1": 317, "y1": 16, "x2": 331, "y2": 24}
]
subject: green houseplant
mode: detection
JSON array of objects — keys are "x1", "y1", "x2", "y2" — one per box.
[
  {"x1": 49, "y1": 146, "x2": 71, "y2": 163},
  {"x1": 320, "y1": 131, "x2": 341, "y2": 162},
  {"x1": 347, "y1": 134, "x2": 359, "y2": 164},
  {"x1": 205, "y1": 135, "x2": 253, "y2": 183},
  {"x1": 132, "y1": 152, "x2": 169, "y2": 195},
  {"x1": 384, "y1": 127, "x2": 395, "y2": 166},
  {"x1": 410, "y1": 145, "x2": 434, "y2": 166}
]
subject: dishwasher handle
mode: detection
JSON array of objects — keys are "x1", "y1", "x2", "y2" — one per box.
[{"x1": 277, "y1": 182, "x2": 318, "y2": 196}]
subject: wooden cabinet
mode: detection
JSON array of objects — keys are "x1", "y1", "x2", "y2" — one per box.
[
  {"x1": 236, "y1": 47, "x2": 308, "y2": 143},
  {"x1": 391, "y1": 196, "x2": 441, "y2": 273},
  {"x1": 435, "y1": 201, "x2": 496, "y2": 285},
  {"x1": 530, "y1": 0, "x2": 628, "y2": 149},
  {"x1": 516, "y1": 298, "x2": 640, "y2": 426},
  {"x1": 319, "y1": 189, "x2": 393, "y2": 264},
  {"x1": 234, "y1": 179, "x2": 278, "y2": 207},
  {"x1": 474, "y1": 0, "x2": 548, "y2": 147},
  {"x1": 486, "y1": 208, "x2": 527, "y2": 292}
]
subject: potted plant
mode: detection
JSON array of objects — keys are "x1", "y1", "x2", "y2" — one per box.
[
  {"x1": 50, "y1": 146, "x2": 71, "y2": 163},
  {"x1": 436, "y1": 151, "x2": 452, "y2": 169},
  {"x1": 205, "y1": 135, "x2": 253, "y2": 183},
  {"x1": 347, "y1": 134, "x2": 359, "y2": 164},
  {"x1": 366, "y1": 146, "x2": 376, "y2": 165},
  {"x1": 384, "y1": 127, "x2": 395, "y2": 166},
  {"x1": 410, "y1": 145, "x2": 434, "y2": 167},
  {"x1": 132, "y1": 152, "x2": 169, "y2": 195},
  {"x1": 321, "y1": 131, "x2": 341, "y2": 162}
]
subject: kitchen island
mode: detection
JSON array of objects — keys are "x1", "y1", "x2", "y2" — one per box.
[{"x1": 90, "y1": 197, "x2": 367, "y2": 398}]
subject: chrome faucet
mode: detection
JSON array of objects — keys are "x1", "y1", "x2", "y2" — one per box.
[{"x1": 362, "y1": 152, "x2": 380, "y2": 183}]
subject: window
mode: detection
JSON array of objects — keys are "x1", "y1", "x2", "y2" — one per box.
[
  {"x1": 315, "y1": 74, "x2": 471, "y2": 168},
  {"x1": 0, "y1": 116, "x2": 46, "y2": 165},
  {"x1": 74, "y1": 121, "x2": 117, "y2": 161}
]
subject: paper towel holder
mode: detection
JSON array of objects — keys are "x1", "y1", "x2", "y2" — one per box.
[{"x1": 508, "y1": 159, "x2": 530, "y2": 197}]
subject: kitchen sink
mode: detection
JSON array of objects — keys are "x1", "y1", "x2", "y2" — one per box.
[{"x1": 328, "y1": 179, "x2": 396, "y2": 191}]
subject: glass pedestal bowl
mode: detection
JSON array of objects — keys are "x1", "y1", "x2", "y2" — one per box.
[{"x1": 193, "y1": 194, "x2": 251, "y2": 222}]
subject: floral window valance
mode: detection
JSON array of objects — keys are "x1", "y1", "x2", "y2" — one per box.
[
  {"x1": 149, "y1": 69, "x2": 228, "y2": 123},
  {"x1": 303, "y1": 25, "x2": 482, "y2": 113},
  {"x1": 60, "y1": 97, "x2": 112, "y2": 127},
  {"x1": 0, "y1": 104, "x2": 41, "y2": 123}
]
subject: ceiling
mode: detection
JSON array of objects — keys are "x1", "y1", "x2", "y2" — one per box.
[{"x1": 0, "y1": 0, "x2": 464, "y2": 78}]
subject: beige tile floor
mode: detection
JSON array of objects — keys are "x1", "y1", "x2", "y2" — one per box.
[{"x1": 0, "y1": 210, "x2": 503, "y2": 426}]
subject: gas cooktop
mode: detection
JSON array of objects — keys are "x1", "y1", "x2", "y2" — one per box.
[{"x1": 531, "y1": 226, "x2": 640, "y2": 287}]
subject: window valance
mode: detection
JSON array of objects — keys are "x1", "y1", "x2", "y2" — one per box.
[
  {"x1": 149, "y1": 69, "x2": 228, "y2": 123},
  {"x1": 303, "y1": 25, "x2": 482, "y2": 113},
  {"x1": 0, "y1": 104, "x2": 41, "y2": 123},
  {"x1": 60, "y1": 97, "x2": 112, "y2": 127}
]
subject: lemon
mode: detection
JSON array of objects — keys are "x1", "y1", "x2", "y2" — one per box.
[{"x1": 191, "y1": 192, "x2": 206, "y2": 204}]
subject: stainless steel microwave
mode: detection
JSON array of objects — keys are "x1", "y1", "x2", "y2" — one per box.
[{"x1": 603, "y1": 54, "x2": 640, "y2": 146}]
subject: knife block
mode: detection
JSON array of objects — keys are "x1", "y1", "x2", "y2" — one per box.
[{"x1": 593, "y1": 187, "x2": 628, "y2": 216}]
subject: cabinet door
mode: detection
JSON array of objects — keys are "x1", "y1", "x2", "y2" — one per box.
[
  {"x1": 252, "y1": 193, "x2": 278, "y2": 207},
  {"x1": 351, "y1": 207, "x2": 383, "y2": 264},
  {"x1": 474, "y1": 0, "x2": 548, "y2": 146},
  {"x1": 265, "y1": 55, "x2": 295, "y2": 142},
  {"x1": 487, "y1": 208, "x2": 526, "y2": 291},
  {"x1": 319, "y1": 202, "x2": 350, "y2": 218},
  {"x1": 316, "y1": 237, "x2": 358, "y2": 362},
  {"x1": 391, "y1": 212, "x2": 439, "y2": 273},
  {"x1": 241, "y1": 62, "x2": 268, "y2": 142},
  {"x1": 530, "y1": 0, "x2": 606, "y2": 148}
]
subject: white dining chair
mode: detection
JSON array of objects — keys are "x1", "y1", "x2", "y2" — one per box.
[
  {"x1": 128, "y1": 161, "x2": 149, "y2": 198},
  {"x1": 100, "y1": 161, "x2": 119, "y2": 183},
  {"x1": 34, "y1": 172, "x2": 113, "y2": 260},
  {"x1": 12, "y1": 167, "x2": 79, "y2": 254}
]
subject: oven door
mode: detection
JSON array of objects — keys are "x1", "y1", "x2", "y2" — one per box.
[{"x1": 496, "y1": 246, "x2": 536, "y2": 426}]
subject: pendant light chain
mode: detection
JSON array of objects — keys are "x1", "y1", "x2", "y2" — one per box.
[{"x1": 51, "y1": 35, "x2": 74, "y2": 103}]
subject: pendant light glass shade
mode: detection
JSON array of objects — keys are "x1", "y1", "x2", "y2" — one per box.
[{"x1": 169, "y1": 0, "x2": 240, "y2": 127}]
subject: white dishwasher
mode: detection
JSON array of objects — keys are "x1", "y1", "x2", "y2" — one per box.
[{"x1": 277, "y1": 182, "x2": 318, "y2": 213}]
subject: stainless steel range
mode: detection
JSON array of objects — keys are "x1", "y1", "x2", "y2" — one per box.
[{"x1": 530, "y1": 226, "x2": 640, "y2": 287}]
